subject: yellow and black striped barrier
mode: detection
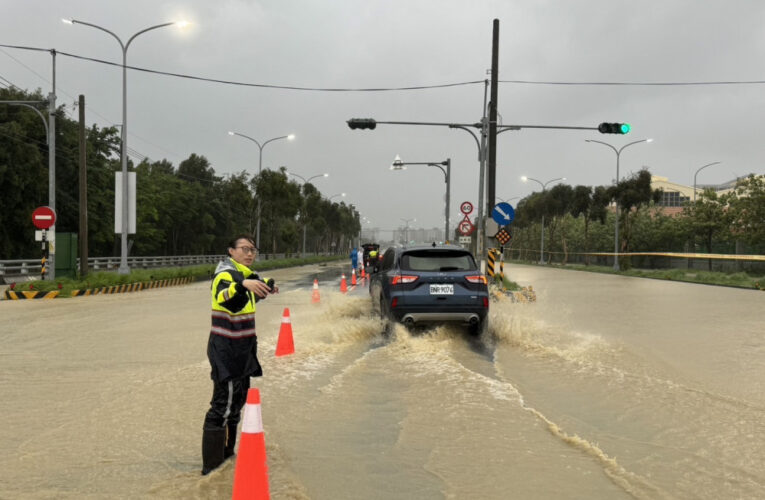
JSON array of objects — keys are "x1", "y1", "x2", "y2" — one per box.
[
  {"x1": 70, "y1": 277, "x2": 193, "y2": 297},
  {"x1": 487, "y1": 248, "x2": 497, "y2": 278},
  {"x1": 3, "y1": 290, "x2": 60, "y2": 300},
  {"x1": 3, "y1": 277, "x2": 195, "y2": 300}
]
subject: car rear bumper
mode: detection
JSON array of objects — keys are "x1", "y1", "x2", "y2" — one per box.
[{"x1": 390, "y1": 305, "x2": 488, "y2": 325}]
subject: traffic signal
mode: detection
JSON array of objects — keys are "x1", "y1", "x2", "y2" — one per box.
[
  {"x1": 598, "y1": 122, "x2": 631, "y2": 134},
  {"x1": 347, "y1": 118, "x2": 377, "y2": 130}
]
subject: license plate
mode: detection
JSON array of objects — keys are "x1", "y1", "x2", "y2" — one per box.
[{"x1": 429, "y1": 284, "x2": 454, "y2": 295}]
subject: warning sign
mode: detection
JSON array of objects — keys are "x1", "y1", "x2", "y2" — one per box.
[{"x1": 494, "y1": 228, "x2": 511, "y2": 245}]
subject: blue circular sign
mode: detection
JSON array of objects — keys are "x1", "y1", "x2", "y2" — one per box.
[{"x1": 492, "y1": 202, "x2": 515, "y2": 226}]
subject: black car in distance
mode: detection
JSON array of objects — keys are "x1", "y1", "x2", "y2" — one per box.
[{"x1": 369, "y1": 244, "x2": 490, "y2": 335}]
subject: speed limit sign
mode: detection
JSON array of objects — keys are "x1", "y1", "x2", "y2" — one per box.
[{"x1": 460, "y1": 201, "x2": 473, "y2": 215}]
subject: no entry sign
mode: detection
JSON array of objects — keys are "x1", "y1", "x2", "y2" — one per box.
[{"x1": 32, "y1": 206, "x2": 56, "y2": 230}]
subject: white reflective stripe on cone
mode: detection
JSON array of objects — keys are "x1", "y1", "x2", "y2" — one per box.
[
  {"x1": 241, "y1": 403, "x2": 264, "y2": 434},
  {"x1": 281, "y1": 317, "x2": 291, "y2": 323}
]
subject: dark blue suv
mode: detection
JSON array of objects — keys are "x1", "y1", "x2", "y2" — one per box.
[{"x1": 369, "y1": 244, "x2": 489, "y2": 335}]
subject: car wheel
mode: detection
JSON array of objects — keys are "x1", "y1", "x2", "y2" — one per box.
[
  {"x1": 379, "y1": 299, "x2": 391, "y2": 334},
  {"x1": 469, "y1": 318, "x2": 488, "y2": 337}
]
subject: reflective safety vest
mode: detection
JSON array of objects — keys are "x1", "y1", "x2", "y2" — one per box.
[
  {"x1": 210, "y1": 257, "x2": 258, "y2": 338},
  {"x1": 207, "y1": 257, "x2": 269, "y2": 382}
]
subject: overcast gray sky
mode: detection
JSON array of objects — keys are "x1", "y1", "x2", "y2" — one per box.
[{"x1": 3, "y1": 0, "x2": 764, "y2": 237}]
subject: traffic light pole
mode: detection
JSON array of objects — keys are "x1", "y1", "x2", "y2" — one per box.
[{"x1": 348, "y1": 118, "x2": 629, "y2": 273}]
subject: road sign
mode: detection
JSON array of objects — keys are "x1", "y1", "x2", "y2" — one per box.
[
  {"x1": 458, "y1": 219, "x2": 475, "y2": 236},
  {"x1": 494, "y1": 228, "x2": 512, "y2": 245},
  {"x1": 492, "y1": 202, "x2": 515, "y2": 225},
  {"x1": 460, "y1": 201, "x2": 474, "y2": 215},
  {"x1": 458, "y1": 236, "x2": 471, "y2": 244},
  {"x1": 32, "y1": 206, "x2": 56, "y2": 230}
]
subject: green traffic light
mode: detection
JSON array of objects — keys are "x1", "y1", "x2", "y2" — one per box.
[{"x1": 620, "y1": 123, "x2": 631, "y2": 134}]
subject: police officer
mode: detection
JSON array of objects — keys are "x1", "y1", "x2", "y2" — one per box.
[
  {"x1": 202, "y1": 234, "x2": 278, "y2": 475},
  {"x1": 367, "y1": 250, "x2": 379, "y2": 273}
]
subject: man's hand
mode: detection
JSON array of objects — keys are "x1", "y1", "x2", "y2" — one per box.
[{"x1": 242, "y1": 279, "x2": 272, "y2": 299}]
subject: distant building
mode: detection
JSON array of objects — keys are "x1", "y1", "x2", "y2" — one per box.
[
  {"x1": 392, "y1": 226, "x2": 444, "y2": 245},
  {"x1": 650, "y1": 174, "x2": 761, "y2": 216}
]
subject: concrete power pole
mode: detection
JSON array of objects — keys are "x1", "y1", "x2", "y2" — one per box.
[
  {"x1": 79, "y1": 95, "x2": 88, "y2": 277},
  {"x1": 486, "y1": 19, "x2": 500, "y2": 256}
]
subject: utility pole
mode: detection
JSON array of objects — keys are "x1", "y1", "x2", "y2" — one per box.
[
  {"x1": 48, "y1": 50, "x2": 57, "y2": 280},
  {"x1": 487, "y1": 19, "x2": 500, "y2": 260},
  {"x1": 78, "y1": 95, "x2": 88, "y2": 277}
]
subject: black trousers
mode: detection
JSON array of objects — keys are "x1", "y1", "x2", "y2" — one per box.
[{"x1": 203, "y1": 376, "x2": 250, "y2": 430}]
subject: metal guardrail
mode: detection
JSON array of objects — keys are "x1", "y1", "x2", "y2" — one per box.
[
  {"x1": 0, "y1": 255, "x2": 225, "y2": 279},
  {"x1": 0, "y1": 253, "x2": 314, "y2": 279}
]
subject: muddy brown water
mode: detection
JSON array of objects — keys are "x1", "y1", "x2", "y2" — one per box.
[{"x1": 1, "y1": 262, "x2": 763, "y2": 499}]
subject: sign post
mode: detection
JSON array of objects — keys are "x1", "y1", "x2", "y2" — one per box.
[{"x1": 32, "y1": 206, "x2": 56, "y2": 280}]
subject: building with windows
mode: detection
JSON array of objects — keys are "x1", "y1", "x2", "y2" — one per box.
[{"x1": 650, "y1": 174, "x2": 759, "y2": 215}]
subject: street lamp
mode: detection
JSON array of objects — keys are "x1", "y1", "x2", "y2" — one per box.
[
  {"x1": 693, "y1": 161, "x2": 721, "y2": 202},
  {"x1": 496, "y1": 196, "x2": 520, "y2": 204},
  {"x1": 287, "y1": 171, "x2": 329, "y2": 258},
  {"x1": 65, "y1": 18, "x2": 188, "y2": 274},
  {"x1": 391, "y1": 155, "x2": 451, "y2": 243},
  {"x1": 521, "y1": 176, "x2": 565, "y2": 264},
  {"x1": 586, "y1": 138, "x2": 653, "y2": 271},
  {"x1": 400, "y1": 217, "x2": 416, "y2": 245},
  {"x1": 228, "y1": 131, "x2": 295, "y2": 251},
  {"x1": 329, "y1": 192, "x2": 346, "y2": 201}
]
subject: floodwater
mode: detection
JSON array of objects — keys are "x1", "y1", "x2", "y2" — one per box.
[{"x1": 1, "y1": 262, "x2": 764, "y2": 499}]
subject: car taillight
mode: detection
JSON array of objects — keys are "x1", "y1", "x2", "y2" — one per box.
[
  {"x1": 391, "y1": 297, "x2": 398, "y2": 308},
  {"x1": 465, "y1": 275, "x2": 487, "y2": 285},
  {"x1": 483, "y1": 297, "x2": 489, "y2": 308},
  {"x1": 391, "y1": 275, "x2": 418, "y2": 285}
]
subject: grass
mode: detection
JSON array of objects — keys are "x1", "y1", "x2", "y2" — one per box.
[
  {"x1": 6, "y1": 255, "x2": 344, "y2": 297},
  {"x1": 510, "y1": 260, "x2": 765, "y2": 291}
]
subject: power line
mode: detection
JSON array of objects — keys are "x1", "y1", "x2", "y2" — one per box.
[
  {"x1": 0, "y1": 44, "x2": 482, "y2": 92},
  {"x1": 499, "y1": 78, "x2": 765, "y2": 86},
  {"x1": 4, "y1": 43, "x2": 765, "y2": 89},
  {"x1": 0, "y1": 45, "x2": 182, "y2": 162}
]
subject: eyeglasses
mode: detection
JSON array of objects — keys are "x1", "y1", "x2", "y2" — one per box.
[{"x1": 235, "y1": 246, "x2": 258, "y2": 254}]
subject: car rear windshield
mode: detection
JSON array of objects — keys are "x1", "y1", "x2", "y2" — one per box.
[{"x1": 401, "y1": 250, "x2": 477, "y2": 272}]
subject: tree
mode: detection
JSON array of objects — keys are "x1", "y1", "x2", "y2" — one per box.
[
  {"x1": 680, "y1": 189, "x2": 730, "y2": 269},
  {"x1": 608, "y1": 169, "x2": 662, "y2": 268},
  {"x1": 725, "y1": 174, "x2": 765, "y2": 252}
]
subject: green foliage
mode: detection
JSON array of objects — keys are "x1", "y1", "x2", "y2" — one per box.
[
  {"x1": 1, "y1": 88, "x2": 360, "y2": 260},
  {"x1": 17, "y1": 255, "x2": 345, "y2": 296}
]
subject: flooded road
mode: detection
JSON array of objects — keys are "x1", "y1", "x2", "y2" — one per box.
[{"x1": 1, "y1": 261, "x2": 764, "y2": 499}]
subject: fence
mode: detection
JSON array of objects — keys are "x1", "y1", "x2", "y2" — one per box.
[
  {"x1": 0, "y1": 252, "x2": 329, "y2": 281},
  {"x1": 0, "y1": 255, "x2": 224, "y2": 280},
  {"x1": 504, "y1": 248, "x2": 765, "y2": 274}
]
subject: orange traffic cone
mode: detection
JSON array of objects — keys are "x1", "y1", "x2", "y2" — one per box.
[
  {"x1": 361, "y1": 266, "x2": 365, "y2": 278},
  {"x1": 275, "y1": 308, "x2": 295, "y2": 357},
  {"x1": 351, "y1": 269, "x2": 357, "y2": 286},
  {"x1": 340, "y1": 274, "x2": 348, "y2": 293},
  {"x1": 232, "y1": 388, "x2": 270, "y2": 500},
  {"x1": 311, "y1": 279, "x2": 320, "y2": 303}
]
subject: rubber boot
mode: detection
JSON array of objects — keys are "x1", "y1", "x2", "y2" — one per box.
[
  {"x1": 201, "y1": 428, "x2": 226, "y2": 475},
  {"x1": 224, "y1": 422, "x2": 238, "y2": 459}
]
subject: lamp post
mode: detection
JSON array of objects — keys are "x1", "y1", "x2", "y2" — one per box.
[
  {"x1": 287, "y1": 171, "x2": 328, "y2": 258},
  {"x1": 400, "y1": 217, "x2": 416, "y2": 245},
  {"x1": 228, "y1": 132, "x2": 295, "y2": 251},
  {"x1": 693, "y1": 161, "x2": 721, "y2": 202},
  {"x1": 521, "y1": 176, "x2": 565, "y2": 264},
  {"x1": 329, "y1": 192, "x2": 346, "y2": 202},
  {"x1": 65, "y1": 18, "x2": 187, "y2": 274},
  {"x1": 586, "y1": 138, "x2": 652, "y2": 271},
  {"x1": 391, "y1": 155, "x2": 451, "y2": 243}
]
